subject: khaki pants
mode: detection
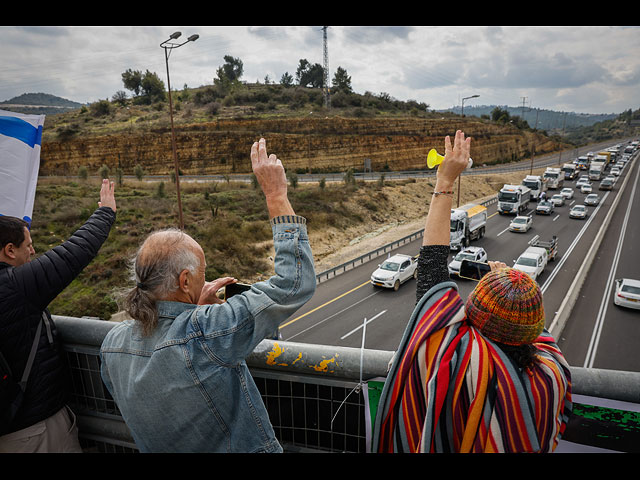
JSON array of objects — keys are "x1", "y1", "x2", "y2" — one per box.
[{"x1": 0, "y1": 406, "x2": 83, "y2": 453}]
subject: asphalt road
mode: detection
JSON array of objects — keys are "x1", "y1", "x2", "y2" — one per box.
[
  {"x1": 278, "y1": 143, "x2": 640, "y2": 372},
  {"x1": 558, "y1": 151, "x2": 640, "y2": 371}
]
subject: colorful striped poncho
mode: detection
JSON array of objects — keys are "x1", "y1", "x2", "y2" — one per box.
[{"x1": 372, "y1": 282, "x2": 572, "y2": 453}]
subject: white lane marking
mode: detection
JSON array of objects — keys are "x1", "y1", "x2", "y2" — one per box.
[
  {"x1": 286, "y1": 290, "x2": 380, "y2": 341},
  {"x1": 584, "y1": 162, "x2": 639, "y2": 368},
  {"x1": 341, "y1": 310, "x2": 387, "y2": 340},
  {"x1": 540, "y1": 191, "x2": 609, "y2": 294}
]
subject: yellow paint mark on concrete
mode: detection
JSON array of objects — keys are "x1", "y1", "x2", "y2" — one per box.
[
  {"x1": 310, "y1": 356, "x2": 337, "y2": 373},
  {"x1": 292, "y1": 352, "x2": 302, "y2": 365},
  {"x1": 266, "y1": 342, "x2": 286, "y2": 366}
]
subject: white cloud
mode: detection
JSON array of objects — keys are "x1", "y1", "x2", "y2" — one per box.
[{"x1": 0, "y1": 25, "x2": 638, "y2": 114}]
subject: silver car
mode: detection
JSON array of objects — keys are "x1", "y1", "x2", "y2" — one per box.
[
  {"x1": 569, "y1": 204, "x2": 587, "y2": 219},
  {"x1": 584, "y1": 194, "x2": 600, "y2": 206},
  {"x1": 550, "y1": 194, "x2": 565, "y2": 206}
]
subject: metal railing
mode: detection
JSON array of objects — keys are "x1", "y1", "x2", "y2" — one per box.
[{"x1": 55, "y1": 315, "x2": 640, "y2": 453}]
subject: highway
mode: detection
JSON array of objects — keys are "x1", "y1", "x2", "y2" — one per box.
[{"x1": 278, "y1": 143, "x2": 640, "y2": 372}]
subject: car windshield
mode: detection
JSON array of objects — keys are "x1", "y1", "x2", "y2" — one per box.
[
  {"x1": 621, "y1": 285, "x2": 640, "y2": 295},
  {"x1": 513, "y1": 218, "x2": 527, "y2": 223},
  {"x1": 538, "y1": 201, "x2": 551, "y2": 207},
  {"x1": 586, "y1": 195, "x2": 597, "y2": 200},
  {"x1": 573, "y1": 206, "x2": 585, "y2": 212},
  {"x1": 379, "y1": 261, "x2": 399, "y2": 271},
  {"x1": 552, "y1": 195, "x2": 562, "y2": 200},
  {"x1": 516, "y1": 257, "x2": 537, "y2": 267},
  {"x1": 454, "y1": 252, "x2": 476, "y2": 261}
]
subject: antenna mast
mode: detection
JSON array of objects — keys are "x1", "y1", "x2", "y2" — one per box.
[{"x1": 322, "y1": 26, "x2": 330, "y2": 108}]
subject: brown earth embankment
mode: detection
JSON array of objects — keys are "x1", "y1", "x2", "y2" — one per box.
[{"x1": 39, "y1": 116, "x2": 562, "y2": 176}]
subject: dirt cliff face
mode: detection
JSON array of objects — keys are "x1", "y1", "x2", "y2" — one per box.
[{"x1": 39, "y1": 116, "x2": 561, "y2": 176}]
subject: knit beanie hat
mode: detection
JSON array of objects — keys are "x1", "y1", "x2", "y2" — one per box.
[{"x1": 464, "y1": 267, "x2": 544, "y2": 346}]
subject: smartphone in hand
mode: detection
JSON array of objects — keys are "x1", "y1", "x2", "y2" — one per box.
[
  {"x1": 459, "y1": 260, "x2": 491, "y2": 281},
  {"x1": 224, "y1": 282, "x2": 252, "y2": 300}
]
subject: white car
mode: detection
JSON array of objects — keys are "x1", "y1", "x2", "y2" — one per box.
[
  {"x1": 371, "y1": 254, "x2": 418, "y2": 290},
  {"x1": 576, "y1": 177, "x2": 590, "y2": 188},
  {"x1": 560, "y1": 188, "x2": 574, "y2": 200},
  {"x1": 584, "y1": 193, "x2": 600, "y2": 206},
  {"x1": 580, "y1": 184, "x2": 592, "y2": 194},
  {"x1": 611, "y1": 167, "x2": 621, "y2": 176},
  {"x1": 448, "y1": 246, "x2": 487, "y2": 276},
  {"x1": 550, "y1": 194, "x2": 565, "y2": 206},
  {"x1": 509, "y1": 215, "x2": 533, "y2": 233},
  {"x1": 569, "y1": 204, "x2": 587, "y2": 219},
  {"x1": 614, "y1": 278, "x2": 640, "y2": 309}
]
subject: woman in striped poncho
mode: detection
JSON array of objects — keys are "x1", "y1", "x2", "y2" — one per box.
[{"x1": 372, "y1": 131, "x2": 572, "y2": 453}]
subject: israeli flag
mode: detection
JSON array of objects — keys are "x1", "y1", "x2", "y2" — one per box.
[{"x1": 0, "y1": 109, "x2": 45, "y2": 227}]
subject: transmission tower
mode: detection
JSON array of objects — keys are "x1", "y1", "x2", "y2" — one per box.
[{"x1": 322, "y1": 26, "x2": 330, "y2": 108}]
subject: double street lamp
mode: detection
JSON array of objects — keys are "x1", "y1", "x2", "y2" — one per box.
[{"x1": 160, "y1": 31, "x2": 199, "y2": 230}]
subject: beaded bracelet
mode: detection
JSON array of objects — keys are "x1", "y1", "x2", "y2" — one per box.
[{"x1": 433, "y1": 190, "x2": 454, "y2": 198}]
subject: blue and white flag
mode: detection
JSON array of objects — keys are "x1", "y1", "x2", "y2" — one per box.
[{"x1": 0, "y1": 108, "x2": 45, "y2": 226}]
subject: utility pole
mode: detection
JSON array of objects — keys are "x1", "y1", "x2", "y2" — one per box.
[
  {"x1": 520, "y1": 96, "x2": 528, "y2": 121},
  {"x1": 322, "y1": 26, "x2": 330, "y2": 109},
  {"x1": 530, "y1": 108, "x2": 540, "y2": 175},
  {"x1": 558, "y1": 112, "x2": 567, "y2": 166}
]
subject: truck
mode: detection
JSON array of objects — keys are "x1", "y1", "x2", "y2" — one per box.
[
  {"x1": 522, "y1": 175, "x2": 548, "y2": 202},
  {"x1": 513, "y1": 246, "x2": 548, "y2": 281},
  {"x1": 498, "y1": 184, "x2": 531, "y2": 215},
  {"x1": 370, "y1": 253, "x2": 418, "y2": 291},
  {"x1": 561, "y1": 163, "x2": 578, "y2": 180},
  {"x1": 596, "y1": 152, "x2": 611, "y2": 169},
  {"x1": 449, "y1": 203, "x2": 488, "y2": 250},
  {"x1": 529, "y1": 235, "x2": 558, "y2": 261},
  {"x1": 589, "y1": 160, "x2": 605, "y2": 180},
  {"x1": 543, "y1": 167, "x2": 564, "y2": 189},
  {"x1": 576, "y1": 156, "x2": 589, "y2": 170}
]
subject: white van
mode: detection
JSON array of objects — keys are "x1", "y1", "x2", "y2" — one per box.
[{"x1": 513, "y1": 246, "x2": 548, "y2": 281}]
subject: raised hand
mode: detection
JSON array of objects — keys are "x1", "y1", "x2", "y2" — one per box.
[
  {"x1": 437, "y1": 130, "x2": 472, "y2": 190},
  {"x1": 98, "y1": 178, "x2": 116, "y2": 212},
  {"x1": 250, "y1": 138, "x2": 294, "y2": 218}
]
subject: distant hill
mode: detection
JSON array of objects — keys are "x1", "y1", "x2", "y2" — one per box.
[
  {"x1": 440, "y1": 105, "x2": 618, "y2": 132},
  {"x1": 0, "y1": 92, "x2": 84, "y2": 115}
]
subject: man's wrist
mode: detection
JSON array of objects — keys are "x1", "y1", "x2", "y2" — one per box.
[{"x1": 265, "y1": 193, "x2": 295, "y2": 218}]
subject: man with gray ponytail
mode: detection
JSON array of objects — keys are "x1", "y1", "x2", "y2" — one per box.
[{"x1": 100, "y1": 138, "x2": 316, "y2": 453}]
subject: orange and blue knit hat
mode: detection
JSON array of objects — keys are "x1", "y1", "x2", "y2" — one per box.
[{"x1": 464, "y1": 267, "x2": 544, "y2": 346}]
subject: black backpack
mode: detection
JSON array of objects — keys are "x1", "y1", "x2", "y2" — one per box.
[{"x1": 0, "y1": 318, "x2": 42, "y2": 435}]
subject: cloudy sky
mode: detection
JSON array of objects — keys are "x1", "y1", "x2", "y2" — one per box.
[{"x1": 1, "y1": 25, "x2": 639, "y2": 115}]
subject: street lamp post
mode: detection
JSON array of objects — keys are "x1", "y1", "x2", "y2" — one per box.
[
  {"x1": 160, "y1": 31, "x2": 199, "y2": 230},
  {"x1": 458, "y1": 95, "x2": 479, "y2": 207}
]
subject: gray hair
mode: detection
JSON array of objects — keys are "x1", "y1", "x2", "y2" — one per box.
[{"x1": 122, "y1": 229, "x2": 201, "y2": 336}]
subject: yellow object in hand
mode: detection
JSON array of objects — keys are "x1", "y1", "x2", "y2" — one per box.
[{"x1": 427, "y1": 149, "x2": 473, "y2": 169}]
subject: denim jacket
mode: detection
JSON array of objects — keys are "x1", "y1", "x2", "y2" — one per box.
[{"x1": 100, "y1": 216, "x2": 316, "y2": 453}]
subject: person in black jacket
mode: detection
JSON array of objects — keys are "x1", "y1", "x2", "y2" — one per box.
[{"x1": 0, "y1": 178, "x2": 116, "y2": 452}]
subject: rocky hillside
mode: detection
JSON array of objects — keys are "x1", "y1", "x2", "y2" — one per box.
[{"x1": 39, "y1": 115, "x2": 562, "y2": 177}]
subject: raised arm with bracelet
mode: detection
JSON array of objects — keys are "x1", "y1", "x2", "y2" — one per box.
[{"x1": 416, "y1": 131, "x2": 471, "y2": 302}]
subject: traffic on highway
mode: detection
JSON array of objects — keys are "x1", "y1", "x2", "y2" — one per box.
[{"x1": 279, "y1": 139, "x2": 640, "y2": 372}]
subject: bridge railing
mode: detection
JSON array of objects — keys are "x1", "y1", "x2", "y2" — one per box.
[{"x1": 55, "y1": 315, "x2": 640, "y2": 453}]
